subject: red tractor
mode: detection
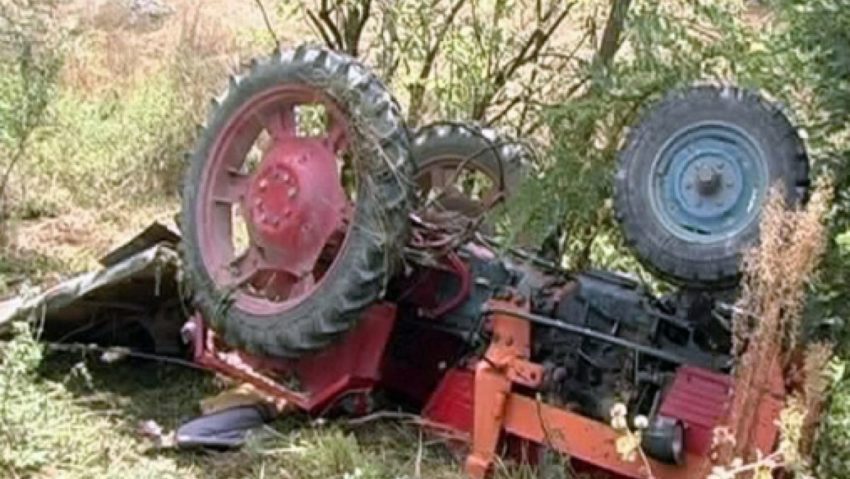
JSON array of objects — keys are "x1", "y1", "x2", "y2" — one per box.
[{"x1": 179, "y1": 45, "x2": 809, "y2": 477}]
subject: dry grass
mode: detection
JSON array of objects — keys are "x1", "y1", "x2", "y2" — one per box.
[
  {"x1": 1, "y1": 0, "x2": 261, "y2": 292},
  {"x1": 60, "y1": 0, "x2": 245, "y2": 94},
  {"x1": 0, "y1": 324, "x2": 551, "y2": 478},
  {"x1": 721, "y1": 179, "x2": 833, "y2": 464},
  {"x1": 799, "y1": 342, "x2": 834, "y2": 455}
]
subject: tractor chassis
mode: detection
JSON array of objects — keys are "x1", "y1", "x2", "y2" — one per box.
[{"x1": 190, "y1": 292, "x2": 785, "y2": 479}]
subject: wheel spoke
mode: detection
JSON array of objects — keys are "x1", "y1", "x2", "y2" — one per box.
[
  {"x1": 439, "y1": 191, "x2": 484, "y2": 217},
  {"x1": 254, "y1": 270, "x2": 315, "y2": 302},
  {"x1": 259, "y1": 104, "x2": 296, "y2": 140},
  {"x1": 480, "y1": 186, "x2": 503, "y2": 207},
  {"x1": 430, "y1": 166, "x2": 456, "y2": 189},
  {"x1": 214, "y1": 169, "x2": 251, "y2": 204},
  {"x1": 227, "y1": 245, "x2": 264, "y2": 287},
  {"x1": 324, "y1": 120, "x2": 349, "y2": 152},
  {"x1": 256, "y1": 271, "x2": 295, "y2": 301}
]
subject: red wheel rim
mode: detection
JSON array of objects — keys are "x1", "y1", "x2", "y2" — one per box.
[{"x1": 197, "y1": 84, "x2": 354, "y2": 316}]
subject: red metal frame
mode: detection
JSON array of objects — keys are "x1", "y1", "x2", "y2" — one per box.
[
  {"x1": 658, "y1": 366, "x2": 733, "y2": 456},
  {"x1": 192, "y1": 302, "x2": 397, "y2": 414},
  {"x1": 415, "y1": 298, "x2": 786, "y2": 478},
  {"x1": 192, "y1": 294, "x2": 786, "y2": 478}
]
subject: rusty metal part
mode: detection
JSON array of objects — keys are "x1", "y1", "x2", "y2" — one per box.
[
  {"x1": 191, "y1": 302, "x2": 397, "y2": 414},
  {"x1": 459, "y1": 299, "x2": 783, "y2": 478},
  {"x1": 465, "y1": 298, "x2": 543, "y2": 477}
]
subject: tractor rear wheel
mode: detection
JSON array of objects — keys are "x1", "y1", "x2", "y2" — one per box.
[
  {"x1": 614, "y1": 85, "x2": 809, "y2": 288},
  {"x1": 181, "y1": 45, "x2": 413, "y2": 358}
]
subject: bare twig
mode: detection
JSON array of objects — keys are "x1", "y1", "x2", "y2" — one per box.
[
  {"x1": 306, "y1": 0, "x2": 372, "y2": 56},
  {"x1": 252, "y1": 0, "x2": 280, "y2": 50},
  {"x1": 344, "y1": 410, "x2": 421, "y2": 426},
  {"x1": 470, "y1": 2, "x2": 576, "y2": 120}
]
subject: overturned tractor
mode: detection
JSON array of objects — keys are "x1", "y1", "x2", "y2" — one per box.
[{"x1": 171, "y1": 45, "x2": 810, "y2": 477}]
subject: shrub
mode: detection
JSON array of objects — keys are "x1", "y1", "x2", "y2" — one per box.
[{"x1": 0, "y1": 0, "x2": 64, "y2": 241}]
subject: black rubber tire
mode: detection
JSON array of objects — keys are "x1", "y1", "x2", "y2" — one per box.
[
  {"x1": 614, "y1": 85, "x2": 809, "y2": 288},
  {"x1": 181, "y1": 45, "x2": 414, "y2": 358},
  {"x1": 412, "y1": 122, "x2": 526, "y2": 216}
]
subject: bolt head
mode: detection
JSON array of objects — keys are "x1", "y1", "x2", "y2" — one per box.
[
  {"x1": 288, "y1": 186, "x2": 298, "y2": 198},
  {"x1": 259, "y1": 178, "x2": 269, "y2": 190}
]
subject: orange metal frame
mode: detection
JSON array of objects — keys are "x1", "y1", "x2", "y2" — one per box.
[{"x1": 464, "y1": 299, "x2": 784, "y2": 479}]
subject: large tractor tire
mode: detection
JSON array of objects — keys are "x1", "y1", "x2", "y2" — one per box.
[
  {"x1": 181, "y1": 45, "x2": 413, "y2": 358},
  {"x1": 615, "y1": 85, "x2": 809, "y2": 288},
  {"x1": 412, "y1": 122, "x2": 526, "y2": 220}
]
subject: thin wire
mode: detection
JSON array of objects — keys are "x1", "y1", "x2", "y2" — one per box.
[{"x1": 253, "y1": 0, "x2": 281, "y2": 51}]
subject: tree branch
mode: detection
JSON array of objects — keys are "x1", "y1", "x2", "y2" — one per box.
[
  {"x1": 595, "y1": 0, "x2": 632, "y2": 69},
  {"x1": 407, "y1": 0, "x2": 468, "y2": 125},
  {"x1": 471, "y1": 2, "x2": 575, "y2": 120}
]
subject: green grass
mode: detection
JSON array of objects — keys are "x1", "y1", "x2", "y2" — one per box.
[
  {"x1": 0, "y1": 322, "x2": 561, "y2": 479},
  {"x1": 0, "y1": 324, "x2": 465, "y2": 479},
  {"x1": 23, "y1": 72, "x2": 191, "y2": 209},
  {"x1": 0, "y1": 322, "x2": 430, "y2": 479}
]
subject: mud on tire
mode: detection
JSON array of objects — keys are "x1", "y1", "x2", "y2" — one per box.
[
  {"x1": 614, "y1": 85, "x2": 809, "y2": 288},
  {"x1": 181, "y1": 45, "x2": 414, "y2": 358}
]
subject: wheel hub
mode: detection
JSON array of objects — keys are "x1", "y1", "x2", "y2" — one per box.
[
  {"x1": 246, "y1": 137, "x2": 347, "y2": 276},
  {"x1": 695, "y1": 163, "x2": 721, "y2": 195},
  {"x1": 677, "y1": 154, "x2": 744, "y2": 220},
  {"x1": 651, "y1": 123, "x2": 766, "y2": 242}
]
